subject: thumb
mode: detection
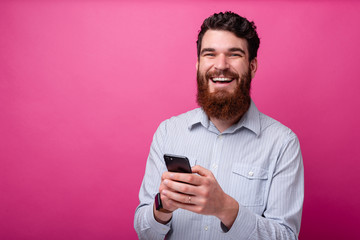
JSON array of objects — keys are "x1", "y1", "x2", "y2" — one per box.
[{"x1": 191, "y1": 165, "x2": 212, "y2": 177}]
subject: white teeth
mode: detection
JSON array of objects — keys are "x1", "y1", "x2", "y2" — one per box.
[{"x1": 212, "y1": 77, "x2": 232, "y2": 82}]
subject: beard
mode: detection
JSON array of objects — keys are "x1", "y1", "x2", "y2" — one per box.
[{"x1": 196, "y1": 67, "x2": 252, "y2": 121}]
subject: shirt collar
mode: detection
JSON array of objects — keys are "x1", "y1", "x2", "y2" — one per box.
[
  {"x1": 231, "y1": 99, "x2": 261, "y2": 136},
  {"x1": 188, "y1": 108, "x2": 210, "y2": 130},
  {"x1": 188, "y1": 99, "x2": 261, "y2": 136}
]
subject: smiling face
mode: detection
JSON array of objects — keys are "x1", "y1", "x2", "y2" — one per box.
[
  {"x1": 196, "y1": 30, "x2": 258, "y2": 121},
  {"x1": 197, "y1": 30, "x2": 257, "y2": 93}
]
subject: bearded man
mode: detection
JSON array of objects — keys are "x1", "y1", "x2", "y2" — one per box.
[{"x1": 134, "y1": 12, "x2": 304, "y2": 240}]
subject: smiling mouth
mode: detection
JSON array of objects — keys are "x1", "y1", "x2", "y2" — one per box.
[{"x1": 210, "y1": 77, "x2": 235, "y2": 83}]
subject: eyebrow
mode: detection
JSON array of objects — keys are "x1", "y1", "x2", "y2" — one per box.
[
  {"x1": 200, "y1": 47, "x2": 246, "y2": 55},
  {"x1": 229, "y1": 47, "x2": 246, "y2": 55},
  {"x1": 200, "y1": 48, "x2": 216, "y2": 55}
]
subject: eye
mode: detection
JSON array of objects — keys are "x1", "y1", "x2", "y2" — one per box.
[
  {"x1": 203, "y1": 53, "x2": 215, "y2": 57},
  {"x1": 230, "y1": 53, "x2": 242, "y2": 57}
]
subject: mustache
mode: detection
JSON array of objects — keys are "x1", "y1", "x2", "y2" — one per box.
[{"x1": 205, "y1": 69, "x2": 239, "y2": 80}]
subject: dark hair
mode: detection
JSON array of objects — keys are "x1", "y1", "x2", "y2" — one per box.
[{"x1": 197, "y1": 11, "x2": 260, "y2": 61}]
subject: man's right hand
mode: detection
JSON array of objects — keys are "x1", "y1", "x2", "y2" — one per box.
[{"x1": 153, "y1": 171, "x2": 179, "y2": 224}]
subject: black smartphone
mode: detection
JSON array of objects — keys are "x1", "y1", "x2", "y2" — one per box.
[{"x1": 164, "y1": 154, "x2": 192, "y2": 173}]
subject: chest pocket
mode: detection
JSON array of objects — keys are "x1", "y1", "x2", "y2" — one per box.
[{"x1": 230, "y1": 164, "x2": 268, "y2": 206}]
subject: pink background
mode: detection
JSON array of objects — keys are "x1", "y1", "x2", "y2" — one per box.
[{"x1": 1, "y1": 1, "x2": 359, "y2": 239}]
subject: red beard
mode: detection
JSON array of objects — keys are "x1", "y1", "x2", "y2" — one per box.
[{"x1": 196, "y1": 68, "x2": 252, "y2": 121}]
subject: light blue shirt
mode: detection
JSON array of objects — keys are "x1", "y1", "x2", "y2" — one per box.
[{"x1": 134, "y1": 100, "x2": 304, "y2": 240}]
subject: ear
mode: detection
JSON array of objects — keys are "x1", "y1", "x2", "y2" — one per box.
[
  {"x1": 196, "y1": 60, "x2": 199, "y2": 71},
  {"x1": 250, "y1": 58, "x2": 258, "y2": 79}
]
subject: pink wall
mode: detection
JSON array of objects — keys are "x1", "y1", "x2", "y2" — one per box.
[{"x1": 1, "y1": 1, "x2": 359, "y2": 239}]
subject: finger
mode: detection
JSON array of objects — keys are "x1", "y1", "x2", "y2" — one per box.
[
  {"x1": 164, "y1": 172, "x2": 203, "y2": 186},
  {"x1": 161, "y1": 171, "x2": 171, "y2": 180},
  {"x1": 160, "y1": 175, "x2": 173, "y2": 190},
  {"x1": 159, "y1": 181, "x2": 172, "y2": 193},
  {"x1": 164, "y1": 179, "x2": 197, "y2": 194},
  {"x1": 169, "y1": 199, "x2": 202, "y2": 213},
  {"x1": 160, "y1": 193, "x2": 178, "y2": 212},
  {"x1": 162, "y1": 189, "x2": 197, "y2": 205},
  {"x1": 191, "y1": 165, "x2": 212, "y2": 177}
]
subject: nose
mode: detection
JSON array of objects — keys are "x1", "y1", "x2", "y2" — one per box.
[{"x1": 214, "y1": 54, "x2": 229, "y2": 70}]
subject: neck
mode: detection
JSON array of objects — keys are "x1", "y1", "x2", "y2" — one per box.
[{"x1": 210, "y1": 113, "x2": 243, "y2": 133}]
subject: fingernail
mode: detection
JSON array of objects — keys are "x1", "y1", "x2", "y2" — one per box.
[
  {"x1": 162, "y1": 190, "x2": 167, "y2": 195},
  {"x1": 164, "y1": 179, "x2": 168, "y2": 185}
]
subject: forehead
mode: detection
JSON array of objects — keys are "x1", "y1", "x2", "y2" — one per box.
[{"x1": 201, "y1": 30, "x2": 249, "y2": 54}]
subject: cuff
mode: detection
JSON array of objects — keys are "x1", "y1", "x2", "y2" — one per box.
[
  {"x1": 221, "y1": 205, "x2": 256, "y2": 239},
  {"x1": 146, "y1": 201, "x2": 172, "y2": 235}
]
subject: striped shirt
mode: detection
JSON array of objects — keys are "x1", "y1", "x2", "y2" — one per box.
[{"x1": 134, "y1": 100, "x2": 304, "y2": 240}]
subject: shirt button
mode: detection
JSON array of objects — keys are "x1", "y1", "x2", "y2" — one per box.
[
  {"x1": 248, "y1": 171, "x2": 254, "y2": 177},
  {"x1": 217, "y1": 135, "x2": 223, "y2": 139},
  {"x1": 204, "y1": 226, "x2": 208, "y2": 231},
  {"x1": 212, "y1": 163, "x2": 218, "y2": 170}
]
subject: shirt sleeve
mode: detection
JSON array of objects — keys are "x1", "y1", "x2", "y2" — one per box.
[
  {"x1": 134, "y1": 121, "x2": 172, "y2": 240},
  {"x1": 222, "y1": 133, "x2": 304, "y2": 240}
]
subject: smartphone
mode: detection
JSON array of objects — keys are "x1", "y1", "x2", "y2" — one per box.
[{"x1": 164, "y1": 154, "x2": 192, "y2": 173}]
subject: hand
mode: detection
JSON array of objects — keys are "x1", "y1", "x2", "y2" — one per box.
[
  {"x1": 161, "y1": 165, "x2": 239, "y2": 229},
  {"x1": 153, "y1": 170, "x2": 184, "y2": 224}
]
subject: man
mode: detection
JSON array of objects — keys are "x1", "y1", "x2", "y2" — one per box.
[{"x1": 134, "y1": 11, "x2": 304, "y2": 240}]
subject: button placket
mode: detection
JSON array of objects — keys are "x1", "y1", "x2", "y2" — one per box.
[{"x1": 211, "y1": 134, "x2": 224, "y2": 177}]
